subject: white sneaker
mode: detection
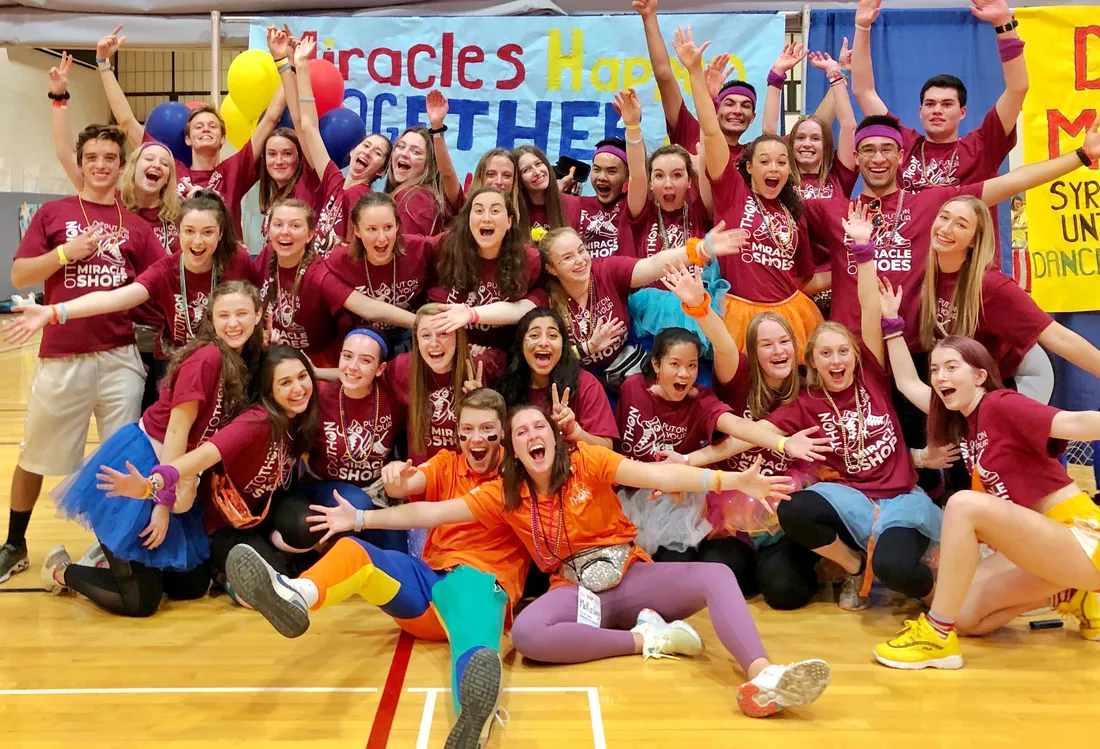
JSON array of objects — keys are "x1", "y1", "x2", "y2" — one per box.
[
  {"x1": 40, "y1": 545, "x2": 71, "y2": 595},
  {"x1": 631, "y1": 616, "x2": 704, "y2": 660},
  {"x1": 76, "y1": 542, "x2": 108, "y2": 569},
  {"x1": 635, "y1": 607, "x2": 667, "y2": 629},
  {"x1": 225, "y1": 544, "x2": 310, "y2": 637},
  {"x1": 445, "y1": 647, "x2": 504, "y2": 749},
  {"x1": 839, "y1": 573, "x2": 869, "y2": 611},
  {"x1": 737, "y1": 659, "x2": 831, "y2": 718}
]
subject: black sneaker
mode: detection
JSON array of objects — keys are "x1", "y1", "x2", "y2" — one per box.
[
  {"x1": 225, "y1": 544, "x2": 310, "y2": 638},
  {"x1": 0, "y1": 543, "x2": 29, "y2": 583},
  {"x1": 445, "y1": 647, "x2": 503, "y2": 749}
]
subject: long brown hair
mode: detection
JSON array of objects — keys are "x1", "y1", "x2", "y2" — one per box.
[
  {"x1": 348, "y1": 192, "x2": 405, "y2": 264},
  {"x1": 261, "y1": 199, "x2": 317, "y2": 318},
  {"x1": 385, "y1": 126, "x2": 446, "y2": 231},
  {"x1": 257, "y1": 128, "x2": 306, "y2": 215},
  {"x1": 438, "y1": 186, "x2": 533, "y2": 299},
  {"x1": 927, "y1": 335, "x2": 1004, "y2": 448},
  {"x1": 255, "y1": 345, "x2": 320, "y2": 455},
  {"x1": 919, "y1": 196, "x2": 996, "y2": 351},
  {"x1": 472, "y1": 148, "x2": 528, "y2": 236},
  {"x1": 738, "y1": 134, "x2": 805, "y2": 219},
  {"x1": 179, "y1": 190, "x2": 239, "y2": 277},
  {"x1": 789, "y1": 115, "x2": 835, "y2": 186},
  {"x1": 804, "y1": 322, "x2": 862, "y2": 391},
  {"x1": 163, "y1": 280, "x2": 263, "y2": 422},
  {"x1": 408, "y1": 304, "x2": 471, "y2": 456},
  {"x1": 501, "y1": 404, "x2": 573, "y2": 512},
  {"x1": 513, "y1": 145, "x2": 569, "y2": 230},
  {"x1": 744, "y1": 312, "x2": 800, "y2": 419}
]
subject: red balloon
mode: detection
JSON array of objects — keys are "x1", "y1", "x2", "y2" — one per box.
[
  {"x1": 307, "y1": 58, "x2": 345, "y2": 117},
  {"x1": 185, "y1": 100, "x2": 206, "y2": 110}
]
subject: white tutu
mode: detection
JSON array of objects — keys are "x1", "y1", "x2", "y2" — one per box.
[{"x1": 618, "y1": 487, "x2": 713, "y2": 555}]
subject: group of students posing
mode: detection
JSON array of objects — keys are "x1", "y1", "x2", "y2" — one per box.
[{"x1": 3, "y1": 1, "x2": 1100, "y2": 747}]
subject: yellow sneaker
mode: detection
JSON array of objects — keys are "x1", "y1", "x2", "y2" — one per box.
[
  {"x1": 1056, "y1": 589, "x2": 1100, "y2": 641},
  {"x1": 872, "y1": 614, "x2": 963, "y2": 670}
]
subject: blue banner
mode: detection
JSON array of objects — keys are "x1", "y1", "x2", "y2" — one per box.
[{"x1": 249, "y1": 13, "x2": 785, "y2": 185}]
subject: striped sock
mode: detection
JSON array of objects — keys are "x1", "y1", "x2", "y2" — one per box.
[
  {"x1": 1050, "y1": 588, "x2": 1077, "y2": 608},
  {"x1": 925, "y1": 611, "x2": 955, "y2": 639}
]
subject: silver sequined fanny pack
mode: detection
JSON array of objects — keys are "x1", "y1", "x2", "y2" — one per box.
[{"x1": 560, "y1": 543, "x2": 632, "y2": 592}]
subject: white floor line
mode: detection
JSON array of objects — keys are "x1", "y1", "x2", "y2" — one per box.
[
  {"x1": 587, "y1": 687, "x2": 606, "y2": 749},
  {"x1": 414, "y1": 689, "x2": 438, "y2": 749},
  {"x1": 0, "y1": 686, "x2": 380, "y2": 696},
  {"x1": 407, "y1": 686, "x2": 596, "y2": 693}
]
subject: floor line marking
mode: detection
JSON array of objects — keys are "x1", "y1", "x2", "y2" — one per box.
[
  {"x1": 365, "y1": 629, "x2": 415, "y2": 749},
  {"x1": 587, "y1": 687, "x2": 607, "y2": 749},
  {"x1": 414, "y1": 689, "x2": 438, "y2": 749},
  {"x1": 407, "y1": 686, "x2": 597, "y2": 693},
  {"x1": 0, "y1": 687, "x2": 380, "y2": 696}
]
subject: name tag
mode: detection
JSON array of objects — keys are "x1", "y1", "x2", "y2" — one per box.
[{"x1": 576, "y1": 585, "x2": 602, "y2": 628}]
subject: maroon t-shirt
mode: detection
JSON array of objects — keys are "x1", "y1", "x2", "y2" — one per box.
[
  {"x1": 311, "y1": 380, "x2": 405, "y2": 486},
  {"x1": 574, "y1": 194, "x2": 635, "y2": 258},
  {"x1": 135, "y1": 247, "x2": 255, "y2": 351},
  {"x1": 666, "y1": 100, "x2": 748, "y2": 167},
  {"x1": 335, "y1": 182, "x2": 374, "y2": 242},
  {"x1": 324, "y1": 234, "x2": 436, "y2": 331},
  {"x1": 425, "y1": 245, "x2": 547, "y2": 349},
  {"x1": 394, "y1": 184, "x2": 446, "y2": 236},
  {"x1": 804, "y1": 183, "x2": 984, "y2": 350},
  {"x1": 766, "y1": 344, "x2": 916, "y2": 498},
  {"x1": 204, "y1": 405, "x2": 296, "y2": 534},
  {"x1": 259, "y1": 164, "x2": 327, "y2": 242},
  {"x1": 563, "y1": 256, "x2": 636, "y2": 369},
  {"x1": 527, "y1": 369, "x2": 619, "y2": 441},
  {"x1": 254, "y1": 247, "x2": 354, "y2": 357},
  {"x1": 149, "y1": 133, "x2": 258, "y2": 237},
  {"x1": 712, "y1": 365, "x2": 798, "y2": 476},
  {"x1": 140, "y1": 343, "x2": 227, "y2": 450},
  {"x1": 797, "y1": 161, "x2": 859, "y2": 202},
  {"x1": 629, "y1": 191, "x2": 712, "y2": 261},
  {"x1": 897, "y1": 107, "x2": 1016, "y2": 192},
  {"x1": 135, "y1": 206, "x2": 180, "y2": 254},
  {"x1": 935, "y1": 268, "x2": 1052, "y2": 378},
  {"x1": 962, "y1": 389, "x2": 1070, "y2": 509},
  {"x1": 312, "y1": 161, "x2": 357, "y2": 248},
  {"x1": 15, "y1": 196, "x2": 163, "y2": 358},
  {"x1": 615, "y1": 373, "x2": 733, "y2": 461},
  {"x1": 527, "y1": 193, "x2": 583, "y2": 231},
  {"x1": 710, "y1": 159, "x2": 815, "y2": 303}
]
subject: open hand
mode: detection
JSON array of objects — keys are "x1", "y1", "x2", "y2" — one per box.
[
  {"x1": 140, "y1": 504, "x2": 170, "y2": 549},
  {"x1": 878, "y1": 277, "x2": 903, "y2": 318},
  {"x1": 612, "y1": 88, "x2": 642, "y2": 128},
  {"x1": 426, "y1": 89, "x2": 449, "y2": 130},
  {"x1": 782, "y1": 426, "x2": 833, "y2": 462},
  {"x1": 842, "y1": 200, "x2": 874, "y2": 245},
  {"x1": 704, "y1": 53, "x2": 734, "y2": 100},
  {"x1": 661, "y1": 261, "x2": 706, "y2": 308},
  {"x1": 306, "y1": 490, "x2": 358, "y2": 546},
  {"x1": 3, "y1": 304, "x2": 53, "y2": 346},
  {"x1": 772, "y1": 42, "x2": 807, "y2": 75},
  {"x1": 672, "y1": 26, "x2": 710, "y2": 71},
  {"x1": 95, "y1": 461, "x2": 150, "y2": 499}
]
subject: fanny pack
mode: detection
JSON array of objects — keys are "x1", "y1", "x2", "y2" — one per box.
[
  {"x1": 560, "y1": 543, "x2": 632, "y2": 592},
  {"x1": 210, "y1": 472, "x2": 273, "y2": 529},
  {"x1": 602, "y1": 345, "x2": 648, "y2": 389}
]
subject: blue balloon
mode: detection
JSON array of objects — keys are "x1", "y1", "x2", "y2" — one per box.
[
  {"x1": 318, "y1": 107, "x2": 366, "y2": 169},
  {"x1": 277, "y1": 106, "x2": 294, "y2": 130},
  {"x1": 144, "y1": 101, "x2": 192, "y2": 167}
]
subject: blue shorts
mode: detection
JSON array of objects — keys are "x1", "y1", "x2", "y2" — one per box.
[{"x1": 811, "y1": 482, "x2": 943, "y2": 549}]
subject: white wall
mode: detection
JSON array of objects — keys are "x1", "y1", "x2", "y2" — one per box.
[{"x1": 0, "y1": 47, "x2": 111, "y2": 195}]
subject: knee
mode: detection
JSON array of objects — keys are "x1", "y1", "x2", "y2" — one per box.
[
  {"x1": 871, "y1": 548, "x2": 932, "y2": 598},
  {"x1": 699, "y1": 538, "x2": 758, "y2": 596},
  {"x1": 119, "y1": 587, "x2": 163, "y2": 618},
  {"x1": 943, "y1": 490, "x2": 995, "y2": 522},
  {"x1": 758, "y1": 572, "x2": 816, "y2": 610},
  {"x1": 509, "y1": 613, "x2": 553, "y2": 662}
]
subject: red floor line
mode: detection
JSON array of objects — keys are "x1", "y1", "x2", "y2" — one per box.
[{"x1": 366, "y1": 630, "x2": 416, "y2": 749}]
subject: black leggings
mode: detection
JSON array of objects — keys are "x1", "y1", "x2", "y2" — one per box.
[
  {"x1": 777, "y1": 489, "x2": 935, "y2": 599},
  {"x1": 64, "y1": 543, "x2": 209, "y2": 618},
  {"x1": 653, "y1": 536, "x2": 759, "y2": 598},
  {"x1": 755, "y1": 535, "x2": 820, "y2": 610},
  {"x1": 208, "y1": 521, "x2": 291, "y2": 581}
]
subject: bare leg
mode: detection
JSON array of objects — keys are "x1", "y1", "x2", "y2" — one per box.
[
  {"x1": 10, "y1": 466, "x2": 44, "y2": 513},
  {"x1": 955, "y1": 553, "x2": 1064, "y2": 636},
  {"x1": 812, "y1": 538, "x2": 863, "y2": 575}
]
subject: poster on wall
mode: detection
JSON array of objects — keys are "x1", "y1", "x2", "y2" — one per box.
[
  {"x1": 1017, "y1": 6, "x2": 1100, "y2": 313},
  {"x1": 18, "y1": 202, "x2": 45, "y2": 241},
  {"x1": 249, "y1": 13, "x2": 785, "y2": 186}
]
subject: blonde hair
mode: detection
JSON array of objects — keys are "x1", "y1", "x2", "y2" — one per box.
[
  {"x1": 744, "y1": 312, "x2": 801, "y2": 419},
  {"x1": 805, "y1": 322, "x2": 862, "y2": 391},
  {"x1": 119, "y1": 143, "x2": 180, "y2": 224},
  {"x1": 919, "y1": 195, "x2": 996, "y2": 351},
  {"x1": 536, "y1": 226, "x2": 583, "y2": 325},
  {"x1": 409, "y1": 304, "x2": 471, "y2": 456},
  {"x1": 789, "y1": 115, "x2": 835, "y2": 187}
]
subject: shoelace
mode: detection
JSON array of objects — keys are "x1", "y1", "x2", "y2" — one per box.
[
  {"x1": 890, "y1": 620, "x2": 920, "y2": 642},
  {"x1": 642, "y1": 632, "x2": 682, "y2": 661}
]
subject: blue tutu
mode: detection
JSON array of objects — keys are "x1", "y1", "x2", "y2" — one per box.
[
  {"x1": 52, "y1": 423, "x2": 210, "y2": 572},
  {"x1": 628, "y1": 258, "x2": 731, "y2": 358},
  {"x1": 810, "y1": 482, "x2": 943, "y2": 549}
]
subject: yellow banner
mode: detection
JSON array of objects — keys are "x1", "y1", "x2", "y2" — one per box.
[{"x1": 1017, "y1": 7, "x2": 1100, "y2": 312}]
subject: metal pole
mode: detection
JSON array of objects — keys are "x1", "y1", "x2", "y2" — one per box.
[
  {"x1": 800, "y1": 4, "x2": 810, "y2": 115},
  {"x1": 210, "y1": 10, "x2": 221, "y2": 106}
]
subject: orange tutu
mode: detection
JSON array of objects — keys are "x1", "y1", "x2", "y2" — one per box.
[{"x1": 721, "y1": 291, "x2": 824, "y2": 363}]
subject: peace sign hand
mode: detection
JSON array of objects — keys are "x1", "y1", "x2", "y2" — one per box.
[
  {"x1": 551, "y1": 383, "x2": 580, "y2": 441},
  {"x1": 462, "y1": 357, "x2": 485, "y2": 394},
  {"x1": 306, "y1": 490, "x2": 358, "y2": 546},
  {"x1": 49, "y1": 52, "x2": 73, "y2": 96}
]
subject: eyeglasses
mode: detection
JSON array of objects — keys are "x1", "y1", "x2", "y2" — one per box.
[{"x1": 857, "y1": 144, "x2": 900, "y2": 158}]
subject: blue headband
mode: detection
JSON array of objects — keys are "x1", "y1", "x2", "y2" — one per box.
[{"x1": 345, "y1": 328, "x2": 388, "y2": 359}]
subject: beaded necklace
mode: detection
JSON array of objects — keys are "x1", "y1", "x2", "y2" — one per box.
[
  {"x1": 750, "y1": 192, "x2": 796, "y2": 255},
  {"x1": 655, "y1": 201, "x2": 691, "y2": 256},
  {"x1": 273, "y1": 254, "x2": 309, "y2": 328},
  {"x1": 178, "y1": 254, "x2": 219, "y2": 340},
  {"x1": 822, "y1": 380, "x2": 867, "y2": 475},
  {"x1": 530, "y1": 488, "x2": 568, "y2": 568}
]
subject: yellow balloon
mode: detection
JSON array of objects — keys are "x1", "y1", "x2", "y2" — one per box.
[
  {"x1": 226, "y1": 49, "x2": 279, "y2": 120},
  {"x1": 221, "y1": 96, "x2": 254, "y2": 150}
]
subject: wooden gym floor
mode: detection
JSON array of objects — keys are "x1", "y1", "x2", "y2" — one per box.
[{"x1": 1, "y1": 333, "x2": 1099, "y2": 749}]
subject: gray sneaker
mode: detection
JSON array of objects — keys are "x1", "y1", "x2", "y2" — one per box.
[
  {"x1": 40, "y1": 545, "x2": 71, "y2": 595},
  {"x1": 446, "y1": 647, "x2": 504, "y2": 749},
  {"x1": 0, "y1": 543, "x2": 29, "y2": 583},
  {"x1": 839, "y1": 573, "x2": 870, "y2": 611}
]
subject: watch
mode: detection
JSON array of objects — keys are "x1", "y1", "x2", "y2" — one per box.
[
  {"x1": 994, "y1": 17, "x2": 1019, "y2": 34},
  {"x1": 428, "y1": 125, "x2": 448, "y2": 135}
]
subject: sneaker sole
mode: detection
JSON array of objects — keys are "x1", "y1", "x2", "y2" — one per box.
[
  {"x1": 872, "y1": 651, "x2": 963, "y2": 670},
  {"x1": 445, "y1": 648, "x2": 502, "y2": 749},
  {"x1": 0, "y1": 557, "x2": 29, "y2": 583},
  {"x1": 736, "y1": 659, "x2": 831, "y2": 718},
  {"x1": 226, "y1": 546, "x2": 309, "y2": 639}
]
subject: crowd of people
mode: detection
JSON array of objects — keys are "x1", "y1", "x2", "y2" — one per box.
[{"x1": 3, "y1": 0, "x2": 1100, "y2": 746}]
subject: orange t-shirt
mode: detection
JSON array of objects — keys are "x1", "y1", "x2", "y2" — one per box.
[
  {"x1": 416, "y1": 449, "x2": 530, "y2": 606},
  {"x1": 462, "y1": 443, "x2": 650, "y2": 589}
]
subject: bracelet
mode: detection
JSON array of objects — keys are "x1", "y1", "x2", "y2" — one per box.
[
  {"x1": 56, "y1": 245, "x2": 70, "y2": 265},
  {"x1": 354, "y1": 509, "x2": 365, "y2": 533},
  {"x1": 153, "y1": 488, "x2": 177, "y2": 510},
  {"x1": 1077, "y1": 147, "x2": 1094, "y2": 168},
  {"x1": 429, "y1": 125, "x2": 448, "y2": 135},
  {"x1": 571, "y1": 344, "x2": 583, "y2": 360},
  {"x1": 715, "y1": 471, "x2": 724, "y2": 492},
  {"x1": 850, "y1": 240, "x2": 876, "y2": 264},
  {"x1": 57, "y1": 302, "x2": 68, "y2": 325},
  {"x1": 777, "y1": 436, "x2": 789, "y2": 455},
  {"x1": 151, "y1": 464, "x2": 181, "y2": 492},
  {"x1": 48, "y1": 305, "x2": 59, "y2": 326},
  {"x1": 994, "y1": 17, "x2": 1019, "y2": 34},
  {"x1": 685, "y1": 237, "x2": 707, "y2": 267},
  {"x1": 140, "y1": 478, "x2": 154, "y2": 500},
  {"x1": 98, "y1": 65, "x2": 115, "y2": 73},
  {"x1": 626, "y1": 136, "x2": 644, "y2": 146},
  {"x1": 881, "y1": 316, "x2": 906, "y2": 338},
  {"x1": 828, "y1": 75, "x2": 847, "y2": 86},
  {"x1": 274, "y1": 57, "x2": 288, "y2": 64},
  {"x1": 767, "y1": 70, "x2": 787, "y2": 89},
  {"x1": 47, "y1": 91, "x2": 70, "y2": 101},
  {"x1": 299, "y1": 96, "x2": 315, "y2": 103},
  {"x1": 855, "y1": 23, "x2": 871, "y2": 31},
  {"x1": 624, "y1": 124, "x2": 641, "y2": 131},
  {"x1": 701, "y1": 468, "x2": 712, "y2": 493},
  {"x1": 95, "y1": 57, "x2": 110, "y2": 65},
  {"x1": 704, "y1": 231, "x2": 715, "y2": 258},
  {"x1": 466, "y1": 305, "x2": 480, "y2": 324},
  {"x1": 51, "y1": 100, "x2": 68, "y2": 109},
  {"x1": 681, "y1": 291, "x2": 712, "y2": 320}
]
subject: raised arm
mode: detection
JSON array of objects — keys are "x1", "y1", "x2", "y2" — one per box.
[
  {"x1": 48, "y1": 53, "x2": 81, "y2": 190},
  {"x1": 970, "y1": 0, "x2": 1029, "y2": 134},
  {"x1": 762, "y1": 43, "x2": 807, "y2": 136},
  {"x1": 673, "y1": 27, "x2": 728, "y2": 180},
  {"x1": 810, "y1": 52, "x2": 857, "y2": 171},
  {"x1": 845, "y1": 201, "x2": 885, "y2": 366},
  {"x1": 633, "y1": 0, "x2": 685, "y2": 128},
  {"x1": 615, "y1": 89, "x2": 649, "y2": 218},
  {"x1": 95, "y1": 26, "x2": 144, "y2": 149},
  {"x1": 850, "y1": 0, "x2": 888, "y2": 117},
  {"x1": 1038, "y1": 322, "x2": 1100, "y2": 381},
  {"x1": 291, "y1": 37, "x2": 330, "y2": 176},
  {"x1": 344, "y1": 291, "x2": 417, "y2": 329},
  {"x1": 660, "y1": 262, "x2": 740, "y2": 385},
  {"x1": 880, "y1": 279, "x2": 932, "y2": 413},
  {"x1": 427, "y1": 90, "x2": 463, "y2": 209},
  {"x1": 692, "y1": 139, "x2": 714, "y2": 215},
  {"x1": 249, "y1": 77, "x2": 287, "y2": 156},
  {"x1": 981, "y1": 122, "x2": 1099, "y2": 206},
  {"x1": 268, "y1": 25, "x2": 309, "y2": 166},
  {"x1": 3, "y1": 281, "x2": 152, "y2": 346}
]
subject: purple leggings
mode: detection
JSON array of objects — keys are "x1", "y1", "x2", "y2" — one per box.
[{"x1": 510, "y1": 561, "x2": 767, "y2": 671}]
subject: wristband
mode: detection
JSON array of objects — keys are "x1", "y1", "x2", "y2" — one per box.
[
  {"x1": 626, "y1": 136, "x2": 644, "y2": 147},
  {"x1": 767, "y1": 70, "x2": 786, "y2": 89},
  {"x1": 57, "y1": 302, "x2": 68, "y2": 325},
  {"x1": 777, "y1": 436, "x2": 789, "y2": 454},
  {"x1": 140, "y1": 478, "x2": 154, "y2": 500},
  {"x1": 153, "y1": 486, "x2": 177, "y2": 510},
  {"x1": 98, "y1": 65, "x2": 115, "y2": 73},
  {"x1": 681, "y1": 291, "x2": 712, "y2": 320},
  {"x1": 52, "y1": 99, "x2": 68, "y2": 109},
  {"x1": 855, "y1": 23, "x2": 871, "y2": 31},
  {"x1": 1077, "y1": 147, "x2": 1094, "y2": 168},
  {"x1": 96, "y1": 57, "x2": 110, "y2": 65},
  {"x1": 466, "y1": 305, "x2": 480, "y2": 324},
  {"x1": 997, "y1": 36, "x2": 1025, "y2": 63},
  {"x1": 685, "y1": 237, "x2": 707, "y2": 267},
  {"x1": 994, "y1": 17, "x2": 1019, "y2": 34},
  {"x1": 56, "y1": 245, "x2": 70, "y2": 266},
  {"x1": 47, "y1": 91, "x2": 70, "y2": 101},
  {"x1": 274, "y1": 57, "x2": 288, "y2": 65},
  {"x1": 881, "y1": 316, "x2": 906, "y2": 339},
  {"x1": 299, "y1": 96, "x2": 315, "y2": 103},
  {"x1": 354, "y1": 509, "x2": 365, "y2": 533},
  {"x1": 850, "y1": 240, "x2": 876, "y2": 264},
  {"x1": 429, "y1": 125, "x2": 448, "y2": 135},
  {"x1": 151, "y1": 464, "x2": 181, "y2": 492},
  {"x1": 624, "y1": 124, "x2": 641, "y2": 131},
  {"x1": 701, "y1": 468, "x2": 711, "y2": 493},
  {"x1": 48, "y1": 305, "x2": 59, "y2": 326},
  {"x1": 828, "y1": 75, "x2": 847, "y2": 86},
  {"x1": 704, "y1": 231, "x2": 715, "y2": 258}
]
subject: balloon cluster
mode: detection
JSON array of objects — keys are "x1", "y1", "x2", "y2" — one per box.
[{"x1": 142, "y1": 49, "x2": 366, "y2": 168}]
